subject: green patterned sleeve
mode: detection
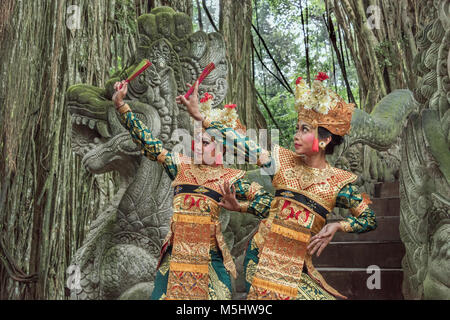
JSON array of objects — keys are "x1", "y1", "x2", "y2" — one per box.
[
  {"x1": 335, "y1": 183, "x2": 377, "y2": 233},
  {"x1": 203, "y1": 119, "x2": 273, "y2": 169},
  {"x1": 118, "y1": 110, "x2": 178, "y2": 180},
  {"x1": 232, "y1": 178, "x2": 273, "y2": 219}
]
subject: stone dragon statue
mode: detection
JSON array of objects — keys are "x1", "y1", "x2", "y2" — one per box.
[{"x1": 66, "y1": 3, "x2": 449, "y2": 299}]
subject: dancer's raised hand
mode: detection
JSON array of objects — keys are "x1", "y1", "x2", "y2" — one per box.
[
  {"x1": 176, "y1": 81, "x2": 203, "y2": 121},
  {"x1": 113, "y1": 80, "x2": 128, "y2": 109},
  {"x1": 218, "y1": 180, "x2": 241, "y2": 212}
]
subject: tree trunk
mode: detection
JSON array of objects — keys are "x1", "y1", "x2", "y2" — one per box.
[
  {"x1": 219, "y1": 0, "x2": 266, "y2": 132},
  {"x1": 300, "y1": 0, "x2": 311, "y2": 85},
  {"x1": 324, "y1": 3, "x2": 356, "y2": 104},
  {"x1": 0, "y1": 0, "x2": 148, "y2": 300},
  {"x1": 328, "y1": 0, "x2": 419, "y2": 111}
]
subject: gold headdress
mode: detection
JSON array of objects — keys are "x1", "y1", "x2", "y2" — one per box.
[
  {"x1": 198, "y1": 93, "x2": 246, "y2": 134},
  {"x1": 295, "y1": 72, "x2": 354, "y2": 136},
  {"x1": 295, "y1": 72, "x2": 354, "y2": 152}
]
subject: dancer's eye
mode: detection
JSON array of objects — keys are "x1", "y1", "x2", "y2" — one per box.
[
  {"x1": 202, "y1": 140, "x2": 210, "y2": 146},
  {"x1": 302, "y1": 125, "x2": 309, "y2": 133}
]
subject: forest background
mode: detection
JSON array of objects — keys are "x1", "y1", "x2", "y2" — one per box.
[{"x1": 0, "y1": 0, "x2": 424, "y2": 299}]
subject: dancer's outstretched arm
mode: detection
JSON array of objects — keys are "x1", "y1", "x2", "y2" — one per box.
[
  {"x1": 114, "y1": 81, "x2": 178, "y2": 180},
  {"x1": 307, "y1": 183, "x2": 377, "y2": 257},
  {"x1": 218, "y1": 180, "x2": 273, "y2": 220},
  {"x1": 335, "y1": 183, "x2": 377, "y2": 233},
  {"x1": 176, "y1": 83, "x2": 273, "y2": 168}
]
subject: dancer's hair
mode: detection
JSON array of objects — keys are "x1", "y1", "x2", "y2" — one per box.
[{"x1": 318, "y1": 126, "x2": 344, "y2": 155}]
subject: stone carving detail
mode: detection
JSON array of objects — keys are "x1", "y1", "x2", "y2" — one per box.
[
  {"x1": 398, "y1": 0, "x2": 450, "y2": 299},
  {"x1": 66, "y1": 7, "x2": 228, "y2": 299},
  {"x1": 330, "y1": 142, "x2": 401, "y2": 218}
]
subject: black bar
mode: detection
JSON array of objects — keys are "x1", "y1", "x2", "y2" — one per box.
[
  {"x1": 274, "y1": 189, "x2": 329, "y2": 220},
  {"x1": 174, "y1": 184, "x2": 222, "y2": 203}
]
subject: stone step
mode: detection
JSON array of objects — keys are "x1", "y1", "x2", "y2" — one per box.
[
  {"x1": 369, "y1": 197, "x2": 400, "y2": 217},
  {"x1": 312, "y1": 241, "x2": 405, "y2": 269},
  {"x1": 315, "y1": 268, "x2": 404, "y2": 300},
  {"x1": 331, "y1": 216, "x2": 400, "y2": 242},
  {"x1": 374, "y1": 181, "x2": 399, "y2": 198}
]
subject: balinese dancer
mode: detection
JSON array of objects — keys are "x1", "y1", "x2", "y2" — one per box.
[
  {"x1": 179, "y1": 72, "x2": 377, "y2": 300},
  {"x1": 112, "y1": 80, "x2": 272, "y2": 300}
]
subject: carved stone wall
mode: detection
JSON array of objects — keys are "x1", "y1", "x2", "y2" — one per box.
[{"x1": 399, "y1": 0, "x2": 450, "y2": 299}]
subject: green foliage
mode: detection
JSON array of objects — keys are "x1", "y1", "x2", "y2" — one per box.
[
  {"x1": 257, "y1": 87, "x2": 298, "y2": 148},
  {"x1": 375, "y1": 40, "x2": 394, "y2": 67},
  {"x1": 253, "y1": 0, "x2": 361, "y2": 141}
]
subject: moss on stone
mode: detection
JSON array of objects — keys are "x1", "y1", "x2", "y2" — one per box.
[{"x1": 150, "y1": 6, "x2": 175, "y2": 15}]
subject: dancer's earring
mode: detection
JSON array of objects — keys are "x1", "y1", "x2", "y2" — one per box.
[{"x1": 319, "y1": 141, "x2": 326, "y2": 150}]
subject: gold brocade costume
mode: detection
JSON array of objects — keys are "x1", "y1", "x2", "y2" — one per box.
[
  {"x1": 247, "y1": 145, "x2": 360, "y2": 299},
  {"x1": 159, "y1": 154, "x2": 245, "y2": 300},
  {"x1": 202, "y1": 116, "x2": 377, "y2": 299},
  {"x1": 117, "y1": 107, "x2": 274, "y2": 300},
  {"x1": 201, "y1": 72, "x2": 377, "y2": 300}
]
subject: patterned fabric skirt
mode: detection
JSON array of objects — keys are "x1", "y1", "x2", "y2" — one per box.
[
  {"x1": 243, "y1": 237, "x2": 336, "y2": 300},
  {"x1": 151, "y1": 246, "x2": 232, "y2": 300}
]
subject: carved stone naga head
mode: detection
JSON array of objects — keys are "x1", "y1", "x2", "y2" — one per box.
[{"x1": 66, "y1": 6, "x2": 228, "y2": 178}]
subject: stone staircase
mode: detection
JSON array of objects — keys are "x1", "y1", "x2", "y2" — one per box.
[{"x1": 313, "y1": 181, "x2": 405, "y2": 300}]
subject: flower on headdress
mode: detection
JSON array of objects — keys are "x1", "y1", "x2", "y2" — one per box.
[
  {"x1": 302, "y1": 102, "x2": 314, "y2": 110},
  {"x1": 200, "y1": 92, "x2": 213, "y2": 103},
  {"x1": 199, "y1": 92, "x2": 214, "y2": 117},
  {"x1": 317, "y1": 99, "x2": 332, "y2": 114},
  {"x1": 315, "y1": 72, "x2": 329, "y2": 81},
  {"x1": 222, "y1": 103, "x2": 238, "y2": 127},
  {"x1": 210, "y1": 108, "x2": 223, "y2": 121},
  {"x1": 196, "y1": 95, "x2": 240, "y2": 130},
  {"x1": 295, "y1": 76, "x2": 309, "y2": 109}
]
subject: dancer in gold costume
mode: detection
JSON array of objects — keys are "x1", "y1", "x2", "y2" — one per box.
[
  {"x1": 179, "y1": 73, "x2": 377, "y2": 300},
  {"x1": 113, "y1": 81, "x2": 272, "y2": 300}
]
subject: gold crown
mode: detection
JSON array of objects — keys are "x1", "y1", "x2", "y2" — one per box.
[
  {"x1": 198, "y1": 93, "x2": 246, "y2": 133},
  {"x1": 295, "y1": 73, "x2": 354, "y2": 136}
]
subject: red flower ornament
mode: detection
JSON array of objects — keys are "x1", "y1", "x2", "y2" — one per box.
[
  {"x1": 224, "y1": 103, "x2": 237, "y2": 109},
  {"x1": 200, "y1": 92, "x2": 213, "y2": 103},
  {"x1": 296, "y1": 76, "x2": 303, "y2": 85},
  {"x1": 315, "y1": 72, "x2": 329, "y2": 81}
]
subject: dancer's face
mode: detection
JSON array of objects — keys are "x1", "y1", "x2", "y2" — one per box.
[
  {"x1": 193, "y1": 132, "x2": 217, "y2": 165},
  {"x1": 294, "y1": 119, "x2": 316, "y2": 156}
]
